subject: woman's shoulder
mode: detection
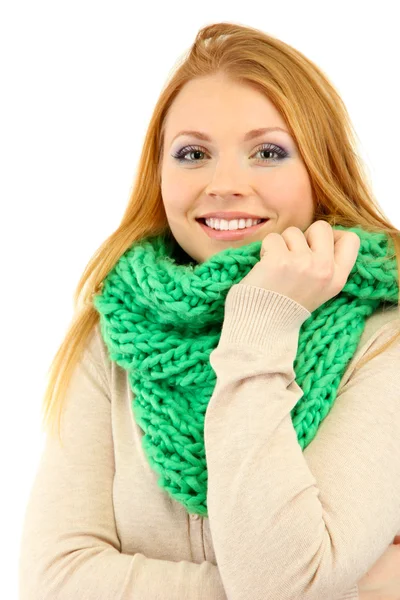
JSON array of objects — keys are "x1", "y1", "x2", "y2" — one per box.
[
  {"x1": 357, "y1": 303, "x2": 400, "y2": 352},
  {"x1": 338, "y1": 303, "x2": 400, "y2": 393},
  {"x1": 83, "y1": 321, "x2": 113, "y2": 391}
]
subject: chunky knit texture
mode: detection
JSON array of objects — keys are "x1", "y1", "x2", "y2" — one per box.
[{"x1": 92, "y1": 225, "x2": 398, "y2": 517}]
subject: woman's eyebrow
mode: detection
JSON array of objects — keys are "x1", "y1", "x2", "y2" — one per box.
[{"x1": 170, "y1": 127, "x2": 291, "y2": 146}]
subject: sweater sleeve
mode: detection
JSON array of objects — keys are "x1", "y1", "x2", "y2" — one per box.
[
  {"x1": 204, "y1": 284, "x2": 400, "y2": 600},
  {"x1": 18, "y1": 327, "x2": 228, "y2": 600}
]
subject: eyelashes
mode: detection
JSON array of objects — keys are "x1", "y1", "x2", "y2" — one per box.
[{"x1": 171, "y1": 142, "x2": 288, "y2": 165}]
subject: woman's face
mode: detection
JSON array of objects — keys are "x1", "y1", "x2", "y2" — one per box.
[{"x1": 160, "y1": 73, "x2": 315, "y2": 264}]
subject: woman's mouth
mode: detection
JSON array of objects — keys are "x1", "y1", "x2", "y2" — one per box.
[{"x1": 196, "y1": 218, "x2": 269, "y2": 241}]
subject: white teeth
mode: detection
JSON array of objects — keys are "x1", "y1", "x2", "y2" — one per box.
[{"x1": 204, "y1": 218, "x2": 263, "y2": 231}]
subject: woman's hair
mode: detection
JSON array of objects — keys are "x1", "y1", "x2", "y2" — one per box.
[{"x1": 42, "y1": 21, "x2": 400, "y2": 441}]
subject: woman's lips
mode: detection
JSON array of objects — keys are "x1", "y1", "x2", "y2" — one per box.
[{"x1": 196, "y1": 218, "x2": 268, "y2": 241}]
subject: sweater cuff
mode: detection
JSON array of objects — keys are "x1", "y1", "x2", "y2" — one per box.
[
  {"x1": 219, "y1": 284, "x2": 311, "y2": 349},
  {"x1": 337, "y1": 584, "x2": 359, "y2": 599}
]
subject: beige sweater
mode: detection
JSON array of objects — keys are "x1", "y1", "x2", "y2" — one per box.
[{"x1": 19, "y1": 284, "x2": 400, "y2": 600}]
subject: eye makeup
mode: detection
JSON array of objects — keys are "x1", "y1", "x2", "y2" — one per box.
[{"x1": 171, "y1": 142, "x2": 289, "y2": 165}]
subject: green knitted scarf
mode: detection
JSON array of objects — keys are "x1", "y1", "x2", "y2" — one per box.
[{"x1": 92, "y1": 225, "x2": 398, "y2": 517}]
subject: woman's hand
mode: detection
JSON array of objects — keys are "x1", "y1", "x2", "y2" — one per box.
[
  {"x1": 357, "y1": 539, "x2": 400, "y2": 600},
  {"x1": 239, "y1": 220, "x2": 361, "y2": 313}
]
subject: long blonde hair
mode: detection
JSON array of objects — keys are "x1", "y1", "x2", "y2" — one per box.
[{"x1": 41, "y1": 21, "x2": 400, "y2": 441}]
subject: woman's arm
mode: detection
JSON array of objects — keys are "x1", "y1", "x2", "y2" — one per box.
[
  {"x1": 19, "y1": 328, "x2": 228, "y2": 600},
  {"x1": 204, "y1": 284, "x2": 400, "y2": 600}
]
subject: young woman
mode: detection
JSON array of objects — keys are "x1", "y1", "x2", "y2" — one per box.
[{"x1": 19, "y1": 22, "x2": 400, "y2": 599}]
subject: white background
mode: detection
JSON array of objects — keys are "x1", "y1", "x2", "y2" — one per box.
[{"x1": 2, "y1": 1, "x2": 399, "y2": 597}]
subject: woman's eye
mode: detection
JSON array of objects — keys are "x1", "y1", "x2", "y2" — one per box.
[
  {"x1": 172, "y1": 143, "x2": 288, "y2": 164},
  {"x1": 173, "y1": 146, "x2": 206, "y2": 162}
]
